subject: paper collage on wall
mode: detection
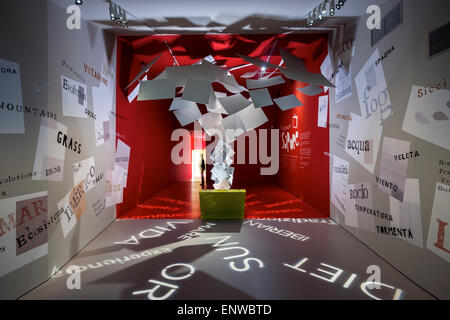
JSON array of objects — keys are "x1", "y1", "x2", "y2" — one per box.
[
  {"x1": 32, "y1": 118, "x2": 67, "y2": 182},
  {"x1": 345, "y1": 113, "x2": 382, "y2": 174},
  {"x1": 61, "y1": 76, "x2": 88, "y2": 118},
  {"x1": 0, "y1": 191, "x2": 49, "y2": 277},
  {"x1": 0, "y1": 58, "x2": 24, "y2": 134},
  {"x1": 402, "y1": 86, "x2": 450, "y2": 150},
  {"x1": 355, "y1": 49, "x2": 393, "y2": 124}
]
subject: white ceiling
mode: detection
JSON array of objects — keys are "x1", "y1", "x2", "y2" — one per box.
[{"x1": 54, "y1": 0, "x2": 389, "y2": 35}]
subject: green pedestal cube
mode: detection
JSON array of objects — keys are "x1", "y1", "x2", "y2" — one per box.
[{"x1": 199, "y1": 189, "x2": 246, "y2": 220}]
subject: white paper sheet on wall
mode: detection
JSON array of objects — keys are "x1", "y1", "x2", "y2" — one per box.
[
  {"x1": 347, "y1": 181, "x2": 376, "y2": 232},
  {"x1": 390, "y1": 178, "x2": 424, "y2": 248},
  {"x1": 345, "y1": 113, "x2": 382, "y2": 174},
  {"x1": 426, "y1": 183, "x2": 450, "y2": 262},
  {"x1": 354, "y1": 49, "x2": 393, "y2": 124},
  {"x1": 317, "y1": 95, "x2": 328, "y2": 128},
  {"x1": 0, "y1": 58, "x2": 25, "y2": 134},
  {"x1": 331, "y1": 155, "x2": 351, "y2": 217},
  {"x1": 73, "y1": 156, "x2": 96, "y2": 193},
  {"x1": 402, "y1": 86, "x2": 450, "y2": 150},
  {"x1": 105, "y1": 165, "x2": 126, "y2": 208},
  {"x1": 59, "y1": 182, "x2": 87, "y2": 239},
  {"x1": 0, "y1": 191, "x2": 48, "y2": 277},
  {"x1": 320, "y1": 53, "x2": 333, "y2": 93},
  {"x1": 335, "y1": 64, "x2": 352, "y2": 104},
  {"x1": 116, "y1": 139, "x2": 130, "y2": 187},
  {"x1": 93, "y1": 81, "x2": 115, "y2": 146},
  {"x1": 377, "y1": 137, "x2": 410, "y2": 202},
  {"x1": 32, "y1": 118, "x2": 67, "y2": 181},
  {"x1": 61, "y1": 76, "x2": 88, "y2": 118}
]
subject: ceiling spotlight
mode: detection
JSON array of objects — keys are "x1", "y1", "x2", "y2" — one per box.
[
  {"x1": 118, "y1": 7, "x2": 125, "y2": 22},
  {"x1": 330, "y1": 0, "x2": 335, "y2": 15},
  {"x1": 75, "y1": 0, "x2": 83, "y2": 5},
  {"x1": 109, "y1": 2, "x2": 117, "y2": 20},
  {"x1": 317, "y1": 6, "x2": 322, "y2": 20},
  {"x1": 336, "y1": 0, "x2": 345, "y2": 9}
]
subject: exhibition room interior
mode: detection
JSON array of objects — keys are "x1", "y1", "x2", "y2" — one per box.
[{"x1": 0, "y1": 0, "x2": 449, "y2": 301}]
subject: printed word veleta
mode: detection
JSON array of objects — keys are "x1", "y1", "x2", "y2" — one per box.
[{"x1": 394, "y1": 150, "x2": 420, "y2": 161}]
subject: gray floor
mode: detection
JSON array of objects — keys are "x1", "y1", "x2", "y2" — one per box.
[{"x1": 21, "y1": 219, "x2": 434, "y2": 300}]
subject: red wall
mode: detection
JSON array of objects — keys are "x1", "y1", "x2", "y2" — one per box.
[
  {"x1": 115, "y1": 38, "x2": 190, "y2": 217},
  {"x1": 276, "y1": 84, "x2": 330, "y2": 216}
]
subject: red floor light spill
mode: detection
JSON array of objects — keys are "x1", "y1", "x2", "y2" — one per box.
[{"x1": 119, "y1": 182, "x2": 328, "y2": 220}]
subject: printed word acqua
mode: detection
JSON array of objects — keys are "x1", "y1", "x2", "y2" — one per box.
[{"x1": 347, "y1": 139, "x2": 370, "y2": 155}]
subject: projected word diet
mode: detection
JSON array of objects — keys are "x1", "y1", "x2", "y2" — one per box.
[{"x1": 284, "y1": 258, "x2": 401, "y2": 300}]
